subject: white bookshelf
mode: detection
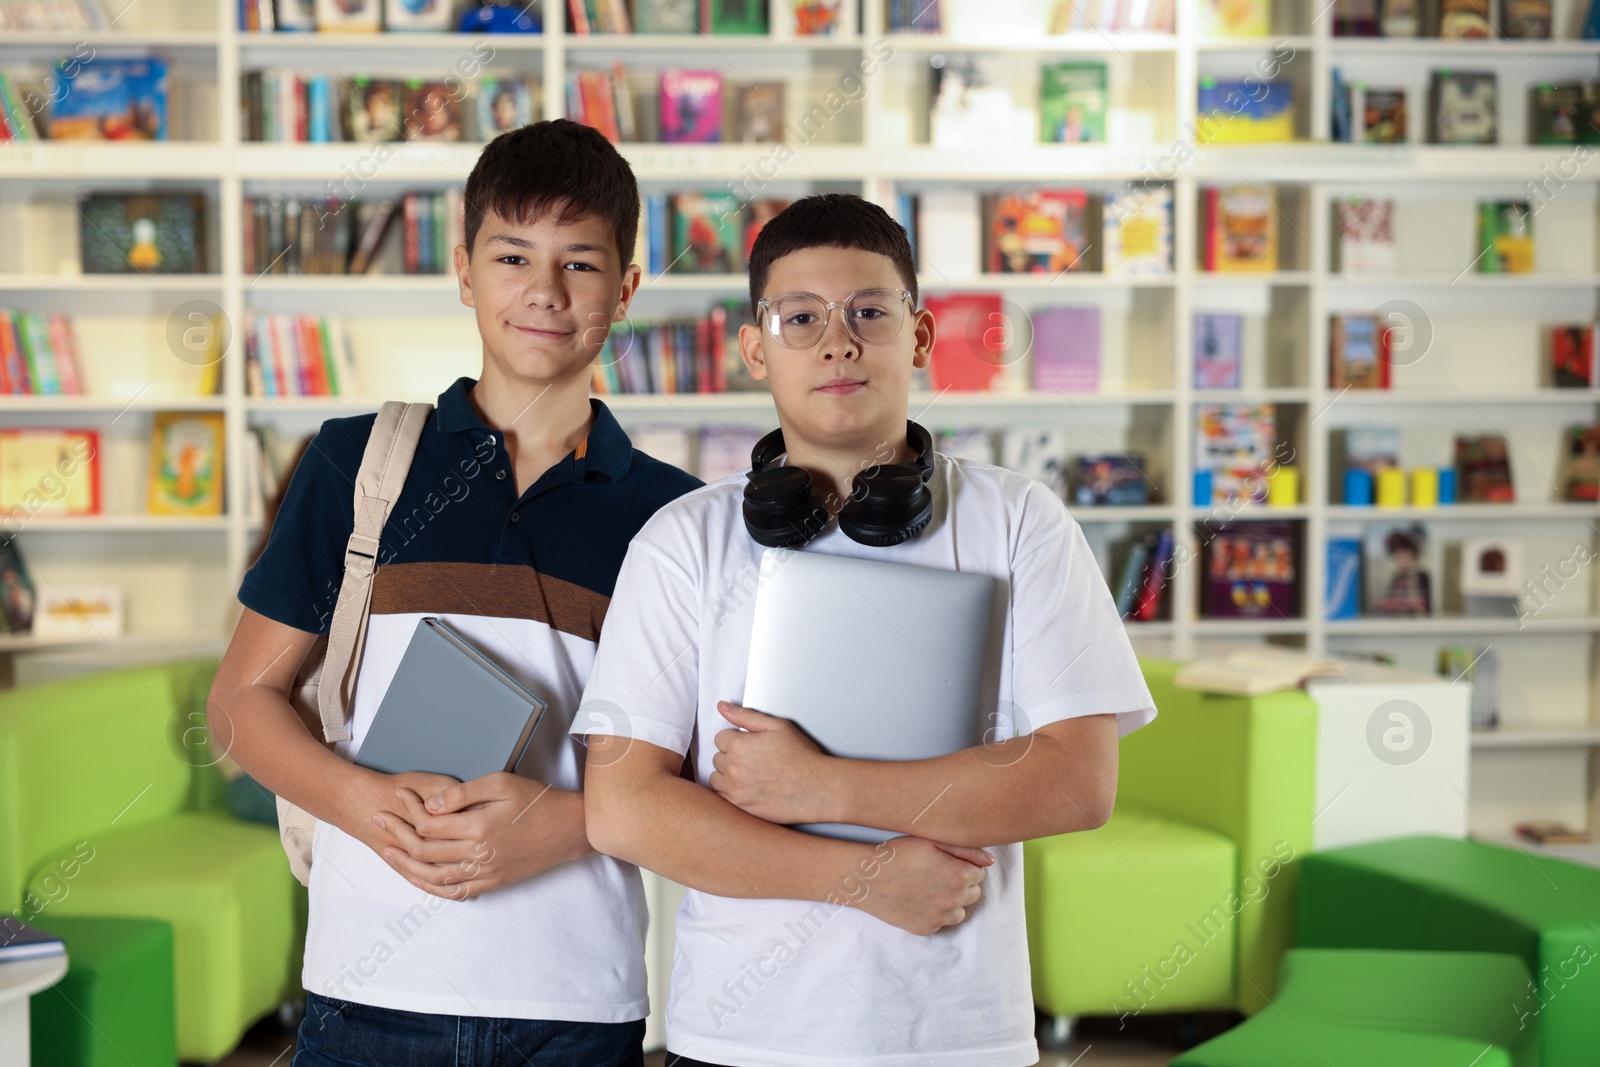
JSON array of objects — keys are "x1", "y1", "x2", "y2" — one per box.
[{"x1": 2, "y1": 0, "x2": 1598, "y2": 842}]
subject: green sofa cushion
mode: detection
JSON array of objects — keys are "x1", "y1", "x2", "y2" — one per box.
[
  {"x1": 1172, "y1": 948, "x2": 1538, "y2": 1067},
  {"x1": 1297, "y1": 836, "x2": 1600, "y2": 1067},
  {"x1": 27, "y1": 812, "x2": 303, "y2": 1063},
  {"x1": 28, "y1": 915, "x2": 178, "y2": 1067},
  {"x1": 1026, "y1": 802, "x2": 1239, "y2": 1017}
]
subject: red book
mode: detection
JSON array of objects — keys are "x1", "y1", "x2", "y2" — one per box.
[
  {"x1": 923, "y1": 293, "x2": 1006, "y2": 392},
  {"x1": 298, "y1": 315, "x2": 330, "y2": 395},
  {"x1": 0, "y1": 311, "x2": 17, "y2": 394},
  {"x1": 403, "y1": 194, "x2": 420, "y2": 274},
  {"x1": 709, "y1": 304, "x2": 728, "y2": 393},
  {"x1": 47, "y1": 314, "x2": 83, "y2": 395}
]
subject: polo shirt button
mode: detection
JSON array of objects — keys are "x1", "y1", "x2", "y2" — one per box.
[
  {"x1": 496, "y1": 469, "x2": 507, "y2": 480},
  {"x1": 486, "y1": 434, "x2": 497, "y2": 446},
  {"x1": 509, "y1": 512, "x2": 520, "y2": 523}
]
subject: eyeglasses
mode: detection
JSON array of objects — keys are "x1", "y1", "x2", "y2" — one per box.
[{"x1": 756, "y1": 288, "x2": 914, "y2": 350}]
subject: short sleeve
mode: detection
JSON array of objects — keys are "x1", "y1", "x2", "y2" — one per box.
[
  {"x1": 1011, "y1": 482, "x2": 1157, "y2": 738},
  {"x1": 237, "y1": 424, "x2": 359, "y2": 635},
  {"x1": 573, "y1": 539, "x2": 701, "y2": 756}
]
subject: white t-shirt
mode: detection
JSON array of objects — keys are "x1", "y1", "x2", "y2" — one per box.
[{"x1": 576, "y1": 454, "x2": 1157, "y2": 1066}]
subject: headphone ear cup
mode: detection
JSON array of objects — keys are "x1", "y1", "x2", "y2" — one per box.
[
  {"x1": 838, "y1": 468, "x2": 934, "y2": 547},
  {"x1": 743, "y1": 466, "x2": 830, "y2": 548}
]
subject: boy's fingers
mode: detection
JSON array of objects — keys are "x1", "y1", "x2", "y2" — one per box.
[
  {"x1": 716, "y1": 701, "x2": 776, "y2": 729},
  {"x1": 932, "y1": 842, "x2": 994, "y2": 868},
  {"x1": 393, "y1": 789, "x2": 478, "y2": 840}
]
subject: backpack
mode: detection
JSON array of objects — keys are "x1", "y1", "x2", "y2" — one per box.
[{"x1": 277, "y1": 401, "x2": 433, "y2": 886}]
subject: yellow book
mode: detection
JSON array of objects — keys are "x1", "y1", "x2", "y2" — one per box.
[{"x1": 148, "y1": 411, "x2": 224, "y2": 517}]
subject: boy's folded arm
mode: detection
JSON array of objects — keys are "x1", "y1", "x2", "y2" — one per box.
[
  {"x1": 712, "y1": 706, "x2": 1118, "y2": 849},
  {"x1": 584, "y1": 734, "x2": 873, "y2": 903}
]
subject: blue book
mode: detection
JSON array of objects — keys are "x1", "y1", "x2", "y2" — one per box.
[
  {"x1": 1326, "y1": 537, "x2": 1363, "y2": 619},
  {"x1": 647, "y1": 193, "x2": 668, "y2": 276},
  {"x1": 307, "y1": 75, "x2": 333, "y2": 143},
  {"x1": 0, "y1": 917, "x2": 66, "y2": 963},
  {"x1": 49, "y1": 57, "x2": 169, "y2": 140}
]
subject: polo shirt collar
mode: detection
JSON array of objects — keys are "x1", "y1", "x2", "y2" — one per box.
[{"x1": 433, "y1": 377, "x2": 633, "y2": 482}]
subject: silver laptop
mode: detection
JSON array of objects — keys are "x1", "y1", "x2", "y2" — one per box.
[{"x1": 742, "y1": 549, "x2": 999, "y2": 843}]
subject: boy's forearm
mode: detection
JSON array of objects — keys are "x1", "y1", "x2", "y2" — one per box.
[
  {"x1": 589, "y1": 760, "x2": 873, "y2": 904},
  {"x1": 208, "y1": 681, "x2": 366, "y2": 828},
  {"x1": 822, "y1": 723, "x2": 1117, "y2": 848}
]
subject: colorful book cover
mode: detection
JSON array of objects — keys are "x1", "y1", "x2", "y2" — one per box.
[
  {"x1": 1550, "y1": 324, "x2": 1597, "y2": 387},
  {"x1": 1329, "y1": 314, "x2": 1389, "y2": 388},
  {"x1": 1204, "y1": 186, "x2": 1278, "y2": 272},
  {"x1": 1477, "y1": 200, "x2": 1534, "y2": 273},
  {"x1": 1194, "y1": 312, "x2": 1243, "y2": 389},
  {"x1": 1455, "y1": 434, "x2": 1515, "y2": 502},
  {"x1": 1531, "y1": 83, "x2": 1583, "y2": 145},
  {"x1": 0, "y1": 430, "x2": 100, "y2": 516},
  {"x1": 1563, "y1": 424, "x2": 1600, "y2": 501},
  {"x1": 1365, "y1": 523, "x2": 1431, "y2": 617},
  {"x1": 742, "y1": 199, "x2": 788, "y2": 261},
  {"x1": 1337, "y1": 197, "x2": 1395, "y2": 274},
  {"x1": 1072, "y1": 453, "x2": 1149, "y2": 506},
  {"x1": 669, "y1": 192, "x2": 741, "y2": 273},
  {"x1": 634, "y1": 0, "x2": 698, "y2": 31},
  {"x1": 385, "y1": 0, "x2": 455, "y2": 30},
  {"x1": 1030, "y1": 305, "x2": 1100, "y2": 392},
  {"x1": 1380, "y1": 0, "x2": 1419, "y2": 35},
  {"x1": 477, "y1": 78, "x2": 535, "y2": 138},
  {"x1": 1039, "y1": 62, "x2": 1107, "y2": 143},
  {"x1": 1195, "y1": 403, "x2": 1275, "y2": 503},
  {"x1": 402, "y1": 81, "x2": 462, "y2": 141},
  {"x1": 785, "y1": 0, "x2": 845, "y2": 35},
  {"x1": 1326, "y1": 537, "x2": 1362, "y2": 619},
  {"x1": 1200, "y1": 0, "x2": 1270, "y2": 35},
  {"x1": 79, "y1": 193, "x2": 206, "y2": 274},
  {"x1": 987, "y1": 190, "x2": 1087, "y2": 274},
  {"x1": 314, "y1": 0, "x2": 381, "y2": 30},
  {"x1": 660, "y1": 69, "x2": 724, "y2": 143},
  {"x1": 1431, "y1": 71, "x2": 1496, "y2": 144},
  {"x1": 1197, "y1": 79, "x2": 1294, "y2": 143},
  {"x1": 1438, "y1": 0, "x2": 1491, "y2": 37},
  {"x1": 1361, "y1": 87, "x2": 1406, "y2": 143},
  {"x1": 1202, "y1": 521, "x2": 1300, "y2": 619},
  {"x1": 737, "y1": 82, "x2": 785, "y2": 143},
  {"x1": 924, "y1": 293, "x2": 1006, "y2": 392},
  {"x1": 347, "y1": 78, "x2": 402, "y2": 142},
  {"x1": 148, "y1": 412, "x2": 225, "y2": 517},
  {"x1": 1335, "y1": 0, "x2": 1379, "y2": 36},
  {"x1": 48, "y1": 57, "x2": 168, "y2": 140},
  {"x1": 1103, "y1": 188, "x2": 1173, "y2": 275},
  {"x1": 1503, "y1": 0, "x2": 1552, "y2": 37},
  {"x1": 711, "y1": 0, "x2": 768, "y2": 33},
  {"x1": 0, "y1": 539, "x2": 35, "y2": 633}
]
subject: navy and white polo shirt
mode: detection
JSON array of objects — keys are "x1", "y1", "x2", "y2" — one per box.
[{"x1": 240, "y1": 375, "x2": 700, "y2": 1022}]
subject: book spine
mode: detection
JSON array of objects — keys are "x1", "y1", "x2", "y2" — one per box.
[
  {"x1": 1134, "y1": 528, "x2": 1173, "y2": 621},
  {"x1": 47, "y1": 313, "x2": 82, "y2": 394},
  {"x1": 404, "y1": 193, "x2": 420, "y2": 274},
  {"x1": 13, "y1": 311, "x2": 45, "y2": 393},
  {"x1": 0, "y1": 311, "x2": 17, "y2": 394},
  {"x1": 568, "y1": 0, "x2": 590, "y2": 33}
]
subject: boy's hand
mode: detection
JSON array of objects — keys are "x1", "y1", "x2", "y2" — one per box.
[
  {"x1": 853, "y1": 837, "x2": 992, "y2": 936},
  {"x1": 710, "y1": 701, "x2": 833, "y2": 823},
  {"x1": 335, "y1": 768, "x2": 459, "y2": 868},
  {"x1": 374, "y1": 772, "x2": 588, "y2": 900}
]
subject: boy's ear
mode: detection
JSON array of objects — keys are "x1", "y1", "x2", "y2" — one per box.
[
  {"x1": 454, "y1": 243, "x2": 474, "y2": 308},
  {"x1": 738, "y1": 320, "x2": 769, "y2": 382},
  {"x1": 613, "y1": 262, "x2": 642, "y2": 323},
  {"x1": 911, "y1": 307, "x2": 935, "y2": 369}
]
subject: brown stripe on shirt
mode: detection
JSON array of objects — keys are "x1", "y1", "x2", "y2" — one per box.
[{"x1": 370, "y1": 562, "x2": 609, "y2": 642}]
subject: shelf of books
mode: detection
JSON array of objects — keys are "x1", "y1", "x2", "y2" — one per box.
[{"x1": 3, "y1": 0, "x2": 1600, "y2": 844}]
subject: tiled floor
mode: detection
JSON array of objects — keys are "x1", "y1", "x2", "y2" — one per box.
[{"x1": 218, "y1": 1011, "x2": 1226, "y2": 1066}]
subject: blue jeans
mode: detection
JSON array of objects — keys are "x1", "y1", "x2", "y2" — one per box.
[{"x1": 292, "y1": 992, "x2": 645, "y2": 1067}]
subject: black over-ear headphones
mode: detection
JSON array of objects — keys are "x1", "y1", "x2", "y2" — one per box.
[{"x1": 742, "y1": 421, "x2": 935, "y2": 548}]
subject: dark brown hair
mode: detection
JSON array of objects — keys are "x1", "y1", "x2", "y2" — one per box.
[
  {"x1": 463, "y1": 119, "x2": 638, "y2": 264},
  {"x1": 746, "y1": 193, "x2": 917, "y2": 317}
]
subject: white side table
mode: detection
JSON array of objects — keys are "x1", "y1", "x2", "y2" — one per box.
[{"x1": 0, "y1": 953, "x2": 70, "y2": 1065}]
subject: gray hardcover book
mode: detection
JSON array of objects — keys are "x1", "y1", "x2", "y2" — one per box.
[{"x1": 353, "y1": 617, "x2": 547, "y2": 781}]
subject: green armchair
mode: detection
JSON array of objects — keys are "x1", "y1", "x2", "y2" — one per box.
[
  {"x1": 1024, "y1": 657, "x2": 1318, "y2": 1042},
  {"x1": 0, "y1": 659, "x2": 305, "y2": 1063}
]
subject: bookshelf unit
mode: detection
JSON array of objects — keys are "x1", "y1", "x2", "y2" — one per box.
[{"x1": 3, "y1": 0, "x2": 1599, "y2": 850}]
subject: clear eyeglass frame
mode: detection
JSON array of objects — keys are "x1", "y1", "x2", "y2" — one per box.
[{"x1": 755, "y1": 288, "x2": 915, "y2": 350}]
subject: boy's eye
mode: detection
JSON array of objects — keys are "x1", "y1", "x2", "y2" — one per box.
[
  {"x1": 565, "y1": 261, "x2": 599, "y2": 271},
  {"x1": 852, "y1": 306, "x2": 887, "y2": 320},
  {"x1": 786, "y1": 312, "x2": 817, "y2": 326},
  {"x1": 498, "y1": 255, "x2": 525, "y2": 266}
]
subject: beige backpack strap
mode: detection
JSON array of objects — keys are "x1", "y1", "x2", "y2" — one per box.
[{"x1": 315, "y1": 401, "x2": 432, "y2": 742}]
